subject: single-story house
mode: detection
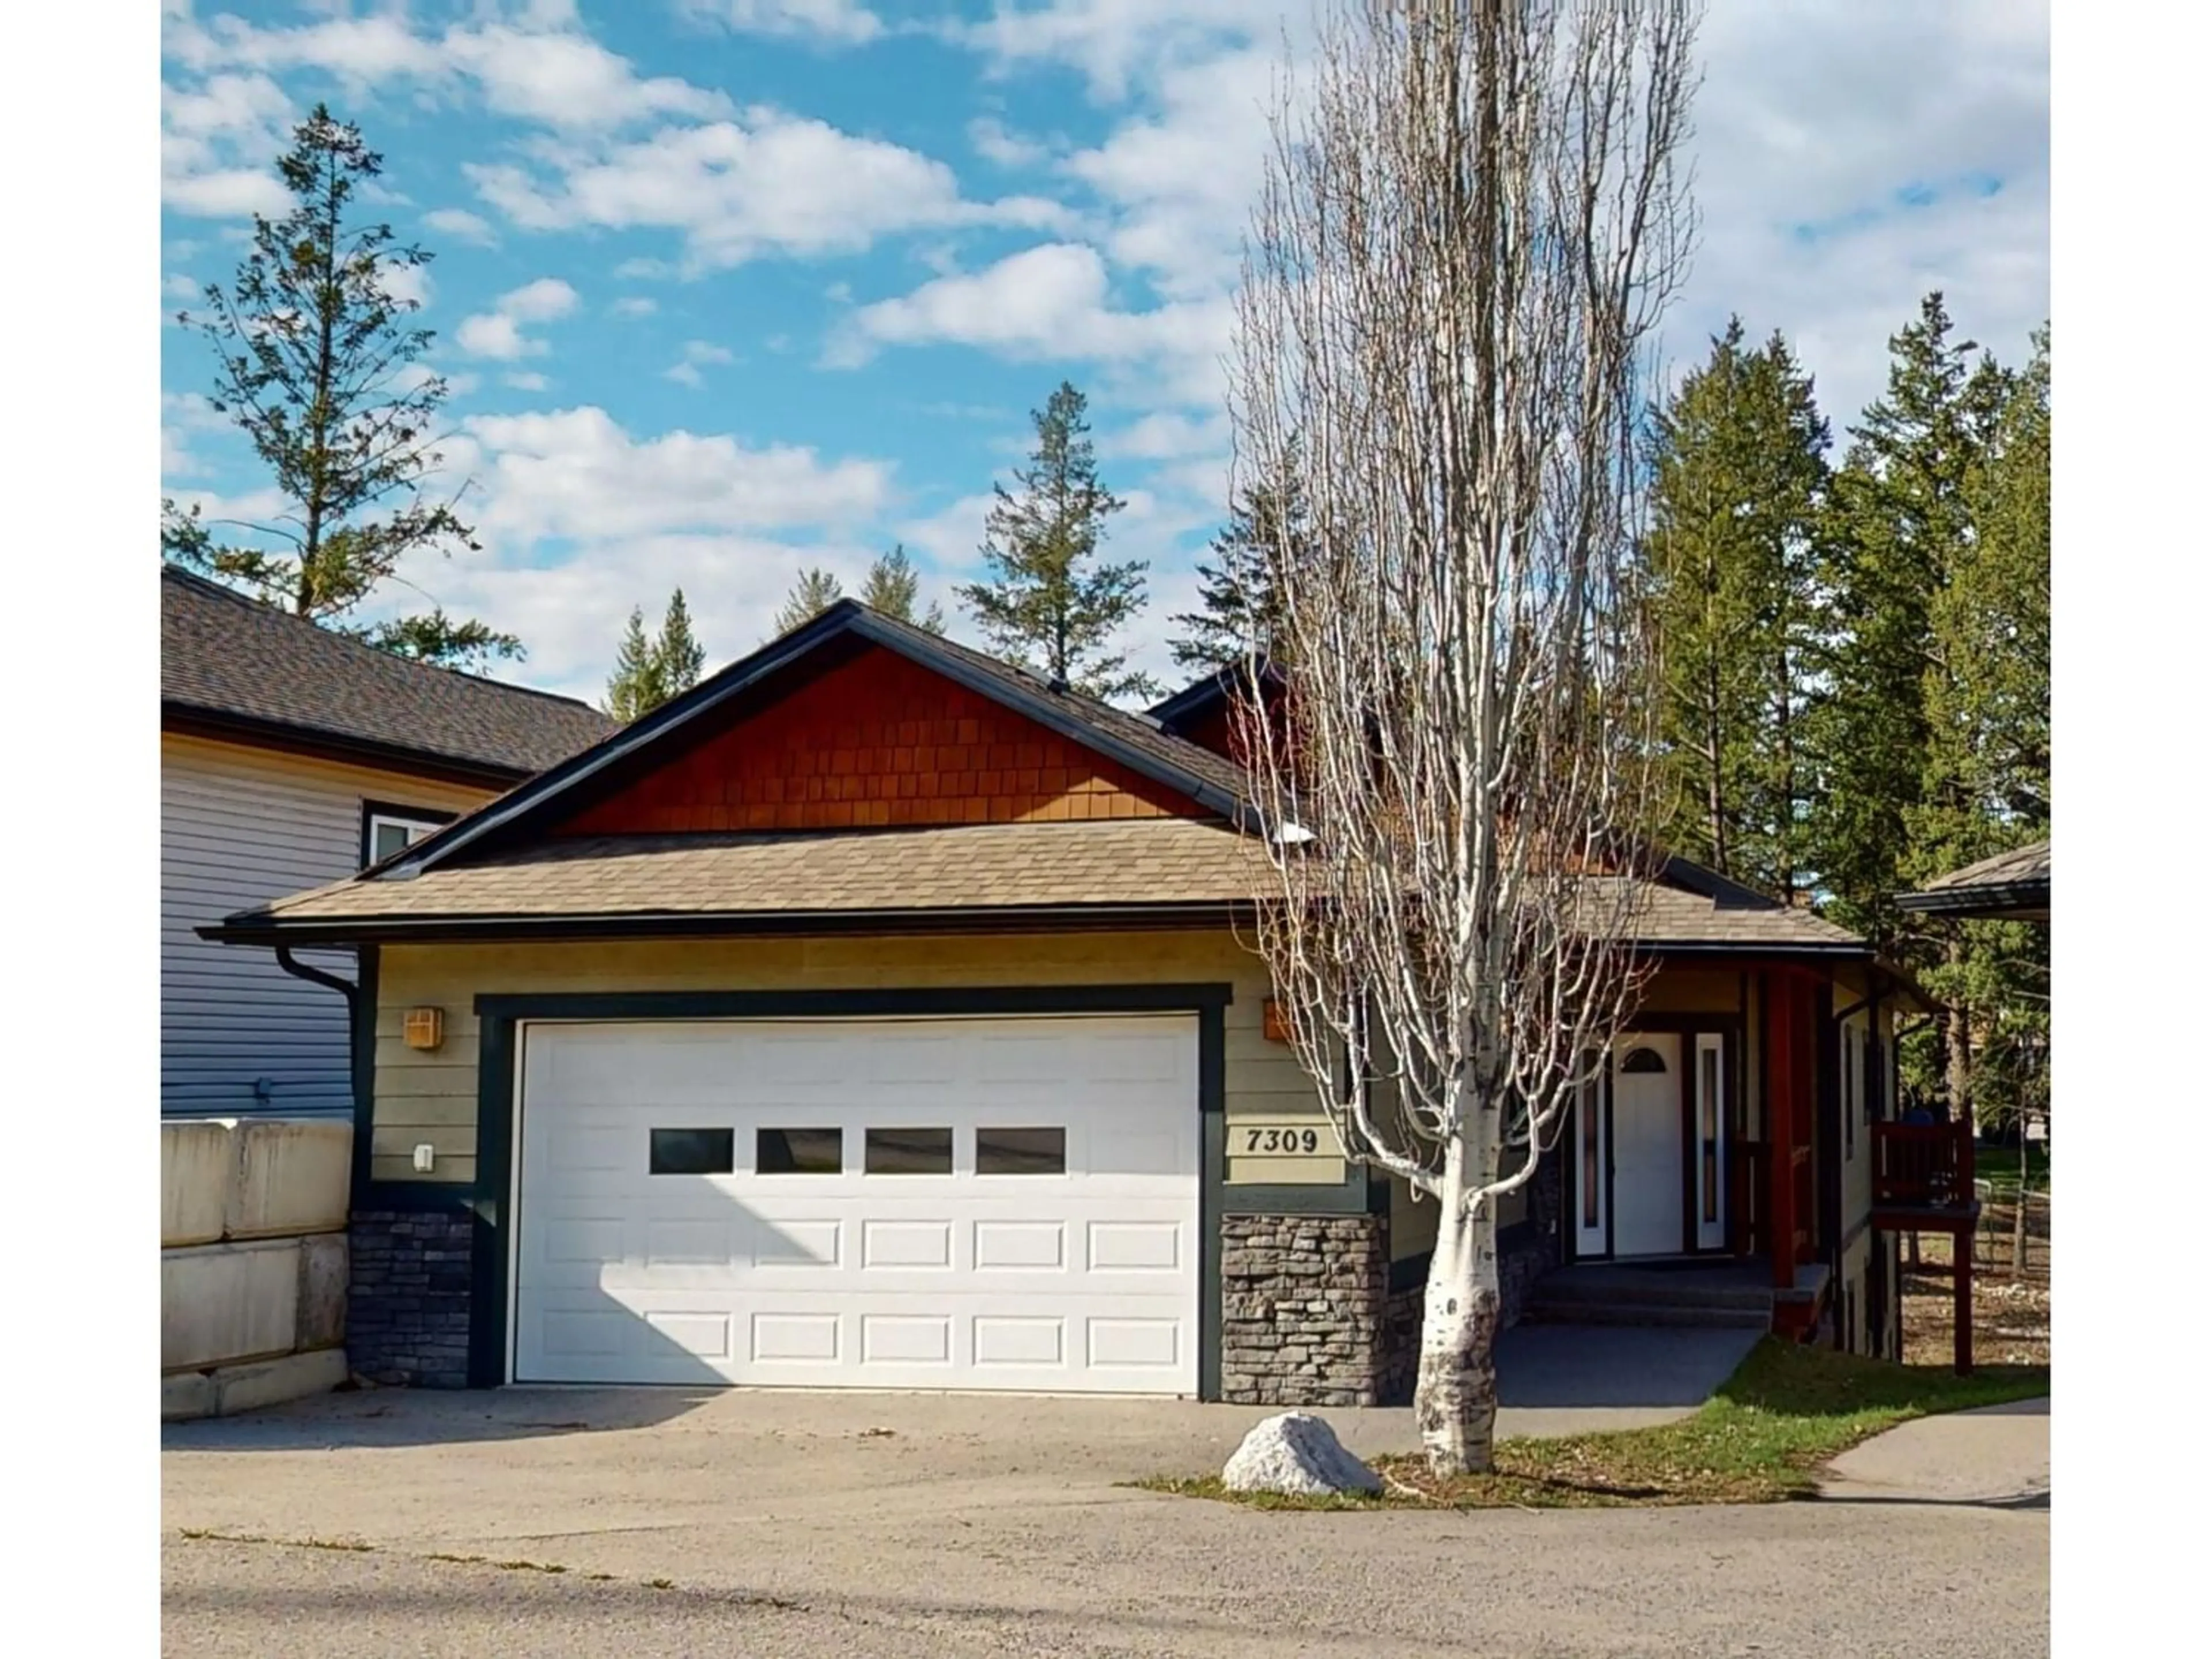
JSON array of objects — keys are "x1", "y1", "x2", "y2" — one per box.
[
  {"x1": 205, "y1": 600, "x2": 1917, "y2": 1403},
  {"x1": 1897, "y1": 841, "x2": 2051, "y2": 923},
  {"x1": 162, "y1": 563, "x2": 612, "y2": 1118}
]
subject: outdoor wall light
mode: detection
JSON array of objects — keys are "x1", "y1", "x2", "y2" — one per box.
[
  {"x1": 1263, "y1": 999, "x2": 1291, "y2": 1044},
  {"x1": 403, "y1": 1006, "x2": 445, "y2": 1051}
]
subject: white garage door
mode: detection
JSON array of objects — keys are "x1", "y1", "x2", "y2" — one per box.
[{"x1": 511, "y1": 1014, "x2": 1200, "y2": 1394}]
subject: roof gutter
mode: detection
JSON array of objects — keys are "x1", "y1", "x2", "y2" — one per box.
[
  {"x1": 1895, "y1": 880, "x2": 2051, "y2": 918},
  {"x1": 200, "y1": 900, "x2": 1253, "y2": 949}
]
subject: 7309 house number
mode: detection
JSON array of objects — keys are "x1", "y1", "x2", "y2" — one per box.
[{"x1": 1239, "y1": 1125, "x2": 1324, "y2": 1156}]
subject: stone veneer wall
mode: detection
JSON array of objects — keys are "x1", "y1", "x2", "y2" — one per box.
[
  {"x1": 349, "y1": 1211, "x2": 475, "y2": 1388},
  {"x1": 1379, "y1": 1283, "x2": 1422, "y2": 1405},
  {"x1": 1219, "y1": 1213, "x2": 1391, "y2": 1406},
  {"x1": 1497, "y1": 1151, "x2": 1566, "y2": 1330}
]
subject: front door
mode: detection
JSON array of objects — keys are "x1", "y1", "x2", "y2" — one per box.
[{"x1": 1610, "y1": 1034, "x2": 1683, "y2": 1256}]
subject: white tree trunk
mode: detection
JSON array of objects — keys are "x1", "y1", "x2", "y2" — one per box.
[{"x1": 1414, "y1": 1190, "x2": 1503, "y2": 1474}]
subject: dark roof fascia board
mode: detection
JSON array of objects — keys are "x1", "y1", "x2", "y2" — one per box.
[
  {"x1": 378, "y1": 602, "x2": 1251, "y2": 880},
  {"x1": 1895, "y1": 880, "x2": 2051, "y2": 918},
  {"x1": 1641, "y1": 942, "x2": 1873, "y2": 963},
  {"x1": 1146, "y1": 657, "x2": 1282, "y2": 731},
  {"x1": 198, "y1": 900, "x2": 1249, "y2": 948},
  {"x1": 162, "y1": 702, "x2": 533, "y2": 790}
]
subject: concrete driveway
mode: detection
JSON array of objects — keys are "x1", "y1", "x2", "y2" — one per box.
[{"x1": 162, "y1": 1328, "x2": 2048, "y2": 1658}]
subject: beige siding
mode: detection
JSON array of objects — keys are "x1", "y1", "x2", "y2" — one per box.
[
  {"x1": 162, "y1": 733, "x2": 493, "y2": 1117},
  {"x1": 372, "y1": 931, "x2": 1335, "y2": 1187},
  {"x1": 1388, "y1": 1172, "x2": 1442, "y2": 1263},
  {"x1": 1840, "y1": 1229, "x2": 1873, "y2": 1355},
  {"x1": 1638, "y1": 967, "x2": 1744, "y2": 1016}
]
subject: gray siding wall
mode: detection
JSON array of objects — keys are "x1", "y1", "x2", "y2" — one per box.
[{"x1": 161, "y1": 734, "x2": 488, "y2": 1118}]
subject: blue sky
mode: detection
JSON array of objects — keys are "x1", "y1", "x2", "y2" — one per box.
[{"x1": 160, "y1": 1, "x2": 2050, "y2": 707}]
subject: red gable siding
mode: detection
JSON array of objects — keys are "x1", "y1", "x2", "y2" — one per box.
[{"x1": 556, "y1": 644, "x2": 1202, "y2": 834}]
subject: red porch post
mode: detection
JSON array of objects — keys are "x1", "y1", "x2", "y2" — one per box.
[{"x1": 1764, "y1": 972, "x2": 1797, "y2": 1291}]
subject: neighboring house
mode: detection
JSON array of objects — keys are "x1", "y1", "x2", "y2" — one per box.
[
  {"x1": 1897, "y1": 841, "x2": 2051, "y2": 922},
  {"x1": 162, "y1": 565, "x2": 613, "y2": 1119},
  {"x1": 206, "y1": 600, "x2": 1925, "y2": 1402}
]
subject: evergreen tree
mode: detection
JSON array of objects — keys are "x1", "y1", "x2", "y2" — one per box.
[
  {"x1": 959, "y1": 382, "x2": 1154, "y2": 702},
  {"x1": 1169, "y1": 441, "x2": 1308, "y2": 671},
  {"x1": 604, "y1": 590, "x2": 709, "y2": 722},
  {"x1": 859, "y1": 544, "x2": 945, "y2": 633},
  {"x1": 1635, "y1": 320, "x2": 1828, "y2": 900},
  {"x1": 605, "y1": 607, "x2": 661, "y2": 722},
  {"x1": 1907, "y1": 327, "x2": 2050, "y2": 1123},
  {"x1": 657, "y1": 588, "x2": 705, "y2": 696},
  {"x1": 1808, "y1": 292, "x2": 2010, "y2": 953},
  {"x1": 160, "y1": 104, "x2": 518, "y2": 671},
  {"x1": 774, "y1": 567, "x2": 846, "y2": 635}
]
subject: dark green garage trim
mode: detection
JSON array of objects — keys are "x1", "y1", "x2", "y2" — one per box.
[{"x1": 453, "y1": 983, "x2": 1237, "y2": 1395}]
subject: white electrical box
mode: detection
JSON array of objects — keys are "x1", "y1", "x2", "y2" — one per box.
[{"x1": 412, "y1": 1143, "x2": 436, "y2": 1173}]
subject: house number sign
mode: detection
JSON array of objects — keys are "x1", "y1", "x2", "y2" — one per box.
[{"x1": 1237, "y1": 1124, "x2": 1327, "y2": 1156}]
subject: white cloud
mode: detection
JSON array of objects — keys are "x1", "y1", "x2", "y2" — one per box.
[
  {"x1": 455, "y1": 277, "x2": 580, "y2": 359},
  {"x1": 832, "y1": 243, "x2": 1231, "y2": 402},
  {"x1": 160, "y1": 70, "x2": 293, "y2": 217},
  {"x1": 896, "y1": 492, "x2": 998, "y2": 571},
  {"x1": 949, "y1": 0, "x2": 1274, "y2": 100},
  {"x1": 968, "y1": 115, "x2": 1048, "y2": 167},
  {"x1": 681, "y1": 1, "x2": 885, "y2": 45},
  {"x1": 465, "y1": 108, "x2": 1074, "y2": 271},
  {"x1": 664, "y1": 339, "x2": 737, "y2": 387},
  {"x1": 382, "y1": 262, "x2": 435, "y2": 311},
  {"x1": 164, "y1": 273, "x2": 202, "y2": 300},
  {"x1": 611, "y1": 296, "x2": 658, "y2": 317},
  {"x1": 423, "y1": 207, "x2": 498, "y2": 246},
  {"x1": 164, "y1": 10, "x2": 730, "y2": 133},
  {"x1": 504, "y1": 372, "x2": 551, "y2": 391},
  {"x1": 350, "y1": 406, "x2": 903, "y2": 696},
  {"x1": 454, "y1": 406, "x2": 892, "y2": 541},
  {"x1": 1101, "y1": 410, "x2": 1232, "y2": 463}
]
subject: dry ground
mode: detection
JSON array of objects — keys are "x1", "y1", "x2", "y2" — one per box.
[{"x1": 1901, "y1": 1194, "x2": 2051, "y2": 1368}]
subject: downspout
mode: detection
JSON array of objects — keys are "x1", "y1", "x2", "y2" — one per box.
[{"x1": 275, "y1": 943, "x2": 358, "y2": 1009}]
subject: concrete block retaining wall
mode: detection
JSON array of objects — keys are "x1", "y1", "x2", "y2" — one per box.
[{"x1": 161, "y1": 1118, "x2": 352, "y2": 1421}]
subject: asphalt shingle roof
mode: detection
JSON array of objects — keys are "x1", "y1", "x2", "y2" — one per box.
[
  {"x1": 1914, "y1": 840, "x2": 2050, "y2": 894},
  {"x1": 214, "y1": 813, "x2": 1870, "y2": 955},
  {"x1": 161, "y1": 564, "x2": 613, "y2": 778}
]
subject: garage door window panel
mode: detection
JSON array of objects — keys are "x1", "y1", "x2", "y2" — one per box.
[
  {"x1": 975, "y1": 1127, "x2": 1067, "y2": 1176},
  {"x1": 865, "y1": 1127, "x2": 954, "y2": 1175},
  {"x1": 757, "y1": 1127, "x2": 843, "y2": 1174},
  {"x1": 648, "y1": 1128, "x2": 735, "y2": 1175}
]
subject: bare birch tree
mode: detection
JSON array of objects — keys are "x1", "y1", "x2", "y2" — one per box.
[{"x1": 1229, "y1": 0, "x2": 1700, "y2": 1475}]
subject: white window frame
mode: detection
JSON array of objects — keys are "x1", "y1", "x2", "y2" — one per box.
[{"x1": 363, "y1": 809, "x2": 449, "y2": 868}]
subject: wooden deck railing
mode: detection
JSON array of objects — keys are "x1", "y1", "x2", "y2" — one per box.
[{"x1": 1872, "y1": 1119, "x2": 1978, "y2": 1210}]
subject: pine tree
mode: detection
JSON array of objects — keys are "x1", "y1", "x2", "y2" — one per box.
[
  {"x1": 1809, "y1": 292, "x2": 2012, "y2": 954},
  {"x1": 774, "y1": 568, "x2": 846, "y2": 636},
  {"x1": 859, "y1": 544, "x2": 945, "y2": 633},
  {"x1": 604, "y1": 590, "x2": 710, "y2": 722},
  {"x1": 959, "y1": 382, "x2": 1154, "y2": 702},
  {"x1": 160, "y1": 104, "x2": 519, "y2": 671},
  {"x1": 1907, "y1": 327, "x2": 2050, "y2": 1125},
  {"x1": 605, "y1": 607, "x2": 661, "y2": 722},
  {"x1": 1635, "y1": 320, "x2": 1828, "y2": 900},
  {"x1": 1169, "y1": 442, "x2": 1308, "y2": 671},
  {"x1": 657, "y1": 588, "x2": 705, "y2": 696}
]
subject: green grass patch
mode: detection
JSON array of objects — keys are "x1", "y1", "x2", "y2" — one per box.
[{"x1": 1137, "y1": 1339, "x2": 2048, "y2": 1511}]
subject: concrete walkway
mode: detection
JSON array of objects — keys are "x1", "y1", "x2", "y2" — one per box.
[{"x1": 1819, "y1": 1396, "x2": 2051, "y2": 1507}]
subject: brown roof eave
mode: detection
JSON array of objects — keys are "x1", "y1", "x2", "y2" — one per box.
[{"x1": 197, "y1": 900, "x2": 1253, "y2": 949}]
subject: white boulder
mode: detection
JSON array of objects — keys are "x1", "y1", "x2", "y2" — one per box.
[{"x1": 1221, "y1": 1412, "x2": 1383, "y2": 1497}]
